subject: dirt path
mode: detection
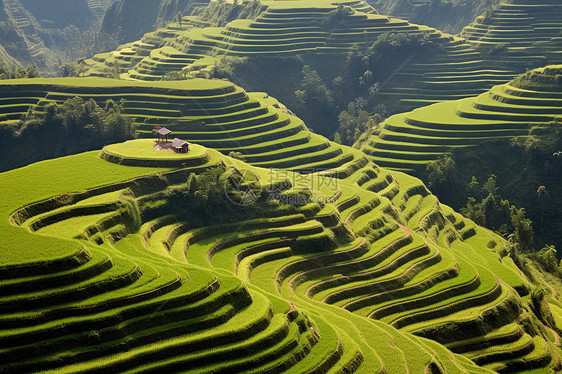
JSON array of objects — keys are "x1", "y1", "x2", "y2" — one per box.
[{"x1": 547, "y1": 326, "x2": 560, "y2": 346}]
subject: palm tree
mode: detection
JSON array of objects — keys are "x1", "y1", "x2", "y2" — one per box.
[{"x1": 537, "y1": 185, "x2": 550, "y2": 244}]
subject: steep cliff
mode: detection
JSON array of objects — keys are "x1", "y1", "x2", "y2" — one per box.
[
  {"x1": 100, "y1": 0, "x2": 208, "y2": 44},
  {"x1": 369, "y1": 0, "x2": 500, "y2": 34},
  {"x1": 0, "y1": 0, "x2": 112, "y2": 72}
]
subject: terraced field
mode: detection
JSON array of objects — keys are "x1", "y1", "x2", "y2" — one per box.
[
  {"x1": 374, "y1": 36, "x2": 519, "y2": 113},
  {"x1": 85, "y1": 0, "x2": 452, "y2": 82},
  {"x1": 371, "y1": 0, "x2": 562, "y2": 113},
  {"x1": 361, "y1": 65, "x2": 562, "y2": 173},
  {"x1": 0, "y1": 77, "x2": 370, "y2": 175},
  {"x1": 461, "y1": 0, "x2": 562, "y2": 65},
  {"x1": 83, "y1": 0, "x2": 562, "y2": 116},
  {"x1": 2, "y1": 75, "x2": 562, "y2": 372}
]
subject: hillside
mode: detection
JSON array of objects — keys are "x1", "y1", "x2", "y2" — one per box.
[
  {"x1": 87, "y1": 0, "x2": 406, "y2": 82},
  {"x1": 82, "y1": 0, "x2": 562, "y2": 140},
  {"x1": 360, "y1": 65, "x2": 561, "y2": 173},
  {"x1": 86, "y1": 0, "x2": 508, "y2": 133},
  {"x1": 360, "y1": 65, "x2": 562, "y2": 250},
  {"x1": 2, "y1": 2, "x2": 562, "y2": 372},
  {"x1": 367, "y1": 0, "x2": 497, "y2": 34},
  {"x1": 100, "y1": 0, "x2": 211, "y2": 45},
  {"x1": 373, "y1": 0, "x2": 562, "y2": 114},
  {"x1": 460, "y1": 0, "x2": 562, "y2": 62},
  {"x1": 0, "y1": 0, "x2": 113, "y2": 72},
  {"x1": 0, "y1": 77, "x2": 366, "y2": 173},
  {"x1": 2, "y1": 76, "x2": 562, "y2": 372}
]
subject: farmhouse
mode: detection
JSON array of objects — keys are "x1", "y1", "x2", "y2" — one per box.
[
  {"x1": 171, "y1": 138, "x2": 189, "y2": 153},
  {"x1": 153, "y1": 126, "x2": 189, "y2": 153}
]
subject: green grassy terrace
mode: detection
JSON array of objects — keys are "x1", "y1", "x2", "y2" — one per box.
[
  {"x1": 461, "y1": 0, "x2": 562, "y2": 63},
  {"x1": 0, "y1": 77, "x2": 370, "y2": 175},
  {"x1": 361, "y1": 65, "x2": 562, "y2": 173},
  {"x1": 84, "y1": 0, "x2": 453, "y2": 85},
  {"x1": 374, "y1": 0, "x2": 562, "y2": 113},
  {"x1": 83, "y1": 0, "x2": 562, "y2": 116},
  {"x1": 1, "y1": 132, "x2": 561, "y2": 372}
]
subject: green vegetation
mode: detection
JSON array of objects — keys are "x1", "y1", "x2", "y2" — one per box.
[
  {"x1": 0, "y1": 77, "x2": 370, "y2": 178},
  {"x1": 84, "y1": 0, "x2": 459, "y2": 135},
  {"x1": 0, "y1": 0, "x2": 116, "y2": 74},
  {"x1": 361, "y1": 65, "x2": 562, "y2": 253},
  {"x1": 361, "y1": 65, "x2": 562, "y2": 173},
  {"x1": 84, "y1": 0, "x2": 562, "y2": 141},
  {"x1": 2, "y1": 74, "x2": 562, "y2": 371},
  {"x1": 461, "y1": 0, "x2": 562, "y2": 63},
  {"x1": 459, "y1": 175, "x2": 534, "y2": 252},
  {"x1": 0, "y1": 95, "x2": 136, "y2": 171},
  {"x1": 0, "y1": 63, "x2": 39, "y2": 80},
  {"x1": 1, "y1": 0, "x2": 562, "y2": 371}
]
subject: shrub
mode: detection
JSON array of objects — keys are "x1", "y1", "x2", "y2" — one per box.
[
  {"x1": 0, "y1": 97, "x2": 137, "y2": 171},
  {"x1": 460, "y1": 175, "x2": 534, "y2": 251},
  {"x1": 322, "y1": 5, "x2": 354, "y2": 28},
  {"x1": 531, "y1": 245, "x2": 559, "y2": 274}
]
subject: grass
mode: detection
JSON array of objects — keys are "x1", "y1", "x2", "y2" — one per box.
[
  {"x1": 362, "y1": 65, "x2": 562, "y2": 173},
  {"x1": 84, "y1": 0, "x2": 451, "y2": 89},
  {"x1": 0, "y1": 77, "x2": 232, "y2": 92},
  {"x1": 0, "y1": 77, "x2": 367, "y2": 177},
  {"x1": 0, "y1": 142, "x2": 548, "y2": 372},
  {"x1": 0, "y1": 151, "x2": 169, "y2": 267},
  {"x1": 1, "y1": 68, "x2": 561, "y2": 372}
]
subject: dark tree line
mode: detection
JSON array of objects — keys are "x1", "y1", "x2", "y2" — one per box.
[
  {"x1": 193, "y1": 29, "x2": 435, "y2": 142},
  {"x1": 424, "y1": 121, "x2": 562, "y2": 270},
  {"x1": 0, "y1": 63, "x2": 40, "y2": 80},
  {"x1": 0, "y1": 97, "x2": 137, "y2": 171}
]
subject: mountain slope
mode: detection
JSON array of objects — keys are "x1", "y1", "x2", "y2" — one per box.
[
  {"x1": 368, "y1": 0, "x2": 497, "y2": 34},
  {"x1": 100, "y1": 0, "x2": 211, "y2": 44},
  {"x1": 0, "y1": 0, "x2": 113, "y2": 71},
  {"x1": 85, "y1": 0, "x2": 562, "y2": 123},
  {"x1": 1, "y1": 76, "x2": 562, "y2": 372},
  {"x1": 361, "y1": 65, "x2": 562, "y2": 173}
]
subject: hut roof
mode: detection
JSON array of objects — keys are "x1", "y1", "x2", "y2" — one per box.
[
  {"x1": 157, "y1": 127, "x2": 172, "y2": 135},
  {"x1": 171, "y1": 138, "x2": 188, "y2": 148}
]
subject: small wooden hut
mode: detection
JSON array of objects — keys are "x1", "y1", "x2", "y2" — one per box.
[
  {"x1": 171, "y1": 138, "x2": 189, "y2": 153},
  {"x1": 156, "y1": 127, "x2": 172, "y2": 142}
]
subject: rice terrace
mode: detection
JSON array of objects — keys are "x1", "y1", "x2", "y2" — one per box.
[{"x1": 1, "y1": 0, "x2": 562, "y2": 373}]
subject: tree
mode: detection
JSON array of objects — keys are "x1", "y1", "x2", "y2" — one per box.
[
  {"x1": 467, "y1": 176, "x2": 482, "y2": 201},
  {"x1": 77, "y1": 58, "x2": 86, "y2": 78},
  {"x1": 295, "y1": 65, "x2": 333, "y2": 106},
  {"x1": 333, "y1": 132, "x2": 342, "y2": 144},
  {"x1": 483, "y1": 174, "x2": 499, "y2": 197},
  {"x1": 175, "y1": 11, "x2": 184, "y2": 29},
  {"x1": 111, "y1": 61, "x2": 121, "y2": 79},
  {"x1": 60, "y1": 62, "x2": 80, "y2": 77},
  {"x1": 293, "y1": 65, "x2": 338, "y2": 134},
  {"x1": 0, "y1": 63, "x2": 40, "y2": 79},
  {"x1": 460, "y1": 173, "x2": 534, "y2": 252},
  {"x1": 0, "y1": 97, "x2": 137, "y2": 171},
  {"x1": 533, "y1": 245, "x2": 559, "y2": 273},
  {"x1": 511, "y1": 206, "x2": 533, "y2": 252},
  {"x1": 322, "y1": 5, "x2": 354, "y2": 28},
  {"x1": 426, "y1": 155, "x2": 457, "y2": 199},
  {"x1": 362, "y1": 70, "x2": 373, "y2": 86},
  {"x1": 537, "y1": 185, "x2": 550, "y2": 244}
]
